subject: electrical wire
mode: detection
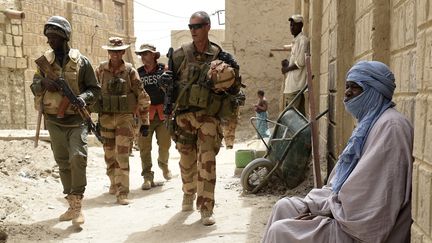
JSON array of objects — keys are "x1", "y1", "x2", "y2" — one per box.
[{"x1": 133, "y1": 0, "x2": 189, "y2": 19}]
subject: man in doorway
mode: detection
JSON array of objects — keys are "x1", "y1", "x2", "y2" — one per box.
[{"x1": 281, "y1": 14, "x2": 310, "y2": 115}]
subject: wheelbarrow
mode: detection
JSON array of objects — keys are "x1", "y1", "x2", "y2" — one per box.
[{"x1": 241, "y1": 86, "x2": 328, "y2": 193}]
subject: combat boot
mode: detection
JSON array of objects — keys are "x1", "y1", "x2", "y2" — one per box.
[
  {"x1": 200, "y1": 210, "x2": 215, "y2": 226},
  {"x1": 108, "y1": 175, "x2": 116, "y2": 195},
  {"x1": 70, "y1": 194, "x2": 85, "y2": 226},
  {"x1": 182, "y1": 193, "x2": 196, "y2": 211},
  {"x1": 159, "y1": 164, "x2": 172, "y2": 180},
  {"x1": 141, "y1": 178, "x2": 153, "y2": 190},
  {"x1": 59, "y1": 195, "x2": 74, "y2": 221},
  {"x1": 117, "y1": 194, "x2": 130, "y2": 205}
]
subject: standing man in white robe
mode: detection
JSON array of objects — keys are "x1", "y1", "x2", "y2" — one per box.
[{"x1": 262, "y1": 61, "x2": 414, "y2": 243}]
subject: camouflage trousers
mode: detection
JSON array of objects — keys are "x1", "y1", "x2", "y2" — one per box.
[
  {"x1": 175, "y1": 111, "x2": 222, "y2": 212},
  {"x1": 100, "y1": 113, "x2": 134, "y2": 196},
  {"x1": 138, "y1": 115, "x2": 172, "y2": 181},
  {"x1": 221, "y1": 109, "x2": 239, "y2": 147},
  {"x1": 46, "y1": 121, "x2": 88, "y2": 195}
]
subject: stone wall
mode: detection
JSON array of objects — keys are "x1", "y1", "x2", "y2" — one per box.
[{"x1": 0, "y1": 0, "x2": 136, "y2": 129}]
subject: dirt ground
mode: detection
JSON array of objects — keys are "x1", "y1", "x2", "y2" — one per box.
[{"x1": 0, "y1": 134, "x2": 313, "y2": 243}]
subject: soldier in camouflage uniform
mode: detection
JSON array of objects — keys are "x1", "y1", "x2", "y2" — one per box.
[
  {"x1": 95, "y1": 37, "x2": 150, "y2": 205},
  {"x1": 30, "y1": 16, "x2": 100, "y2": 227},
  {"x1": 161, "y1": 11, "x2": 242, "y2": 226},
  {"x1": 136, "y1": 44, "x2": 172, "y2": 190}
]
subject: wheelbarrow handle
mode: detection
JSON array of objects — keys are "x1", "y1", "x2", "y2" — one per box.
[{"x1": 314, "y1": 109, "x2": 329, "y2": 121}]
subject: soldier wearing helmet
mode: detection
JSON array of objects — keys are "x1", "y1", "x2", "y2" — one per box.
[{"x1": 30, "y1": 16, "x2": 100, "y2": 227}]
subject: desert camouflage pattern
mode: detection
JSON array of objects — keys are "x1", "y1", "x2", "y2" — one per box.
[
  {"x1": 99, "y1": 113, "x2": 135, "y2": 195},
  {"x1": 207, "y1": 59, "x2": 236, "y2": 92},
  {"x1": 95, "y1": 61, "x2": 150, "y2": 125},
  {"x1": 138, "y1": 115, "x2": 171, "y2": 181},
  {"x1": 96, "y1": 61, "x2": 150, "y2": 196},
  {"x1": 221, "y1": 109, "x2": 239, "y2": 147},
  {"x1": 175, "y1": 110, "x2": 222, "y2": 212}
]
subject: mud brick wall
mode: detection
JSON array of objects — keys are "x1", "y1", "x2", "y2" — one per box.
[{"x1": 0, "y1": 0, "x2": 136, "y2": 129}]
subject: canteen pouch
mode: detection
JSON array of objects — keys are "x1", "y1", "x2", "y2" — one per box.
[
  {"x1": 189, "y1": 84, "x2": 209, "y2": 109},
  {"x1": 206, "y1": 93, "x2": 223, "y2": 116},
  {"x1": 218, "y1": 95, "x2": 235, "y2": 119},
  {"x1": 110, "y1": 95, "x2": 119, "y2": 113}
]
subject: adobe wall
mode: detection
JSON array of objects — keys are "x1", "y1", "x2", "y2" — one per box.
[
  {"x1": 0, "y1": 0, "x2": 136, "y2": 129},
  {"x1": 225, "y1": 0, "x2": 299, "y2": 124}
]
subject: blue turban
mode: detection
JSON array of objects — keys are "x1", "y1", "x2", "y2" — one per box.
[{"x1": 332, "y1": 61, "x2": 396, "y2": 193}]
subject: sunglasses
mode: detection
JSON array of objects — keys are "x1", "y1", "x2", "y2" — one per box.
[{"x1": 188, "y1": 22, "x2": 208, "y2": 30}]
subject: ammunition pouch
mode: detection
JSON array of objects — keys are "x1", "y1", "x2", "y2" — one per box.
[
  {"x1": 189, "y1": 84, "x2": 209, "y2": 108},
  {"x1": 95, "y1": 93, "x2": 137, "y2": 113},
  {"x1": 173, "y1": 45, "x2": 239, "y2": 119},
  {"x1": 176, "y1": 85, "x2": 237, "y2": 119},
  {"x1": 107, "y1": 77, "x2": 127, "y2": 95}
]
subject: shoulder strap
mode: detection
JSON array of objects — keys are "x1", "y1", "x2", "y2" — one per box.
[
  {"x1": 209, "y1": 41, "x2": 222, "y2": 60},
  {"x1": 124, "y1": 62, "x2": 134, "y2": 91}
]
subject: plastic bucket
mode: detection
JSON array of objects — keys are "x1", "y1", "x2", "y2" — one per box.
[{"x1": 235, "y1": 149, "x2": 256, "y2": 168}]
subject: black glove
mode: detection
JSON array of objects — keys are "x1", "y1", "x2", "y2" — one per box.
[
  {"x1": 96, "y1": 122, "x2": 101, "y2": 135},
  {"x1": 71, "y1": 96, "x2": 86, "y2": 111},
  {"x1": 140, "y1": 125, "x2": 149, "y2": 137},
  {"x1": 158, "y1": 71, "x2": 174, "y2": 89},
  {"x1": 218, "y1": 51, "x2": 239, "y2": 70},
  {"x1": 41, "y1": 78, "x2": 60, "y2": 92}
]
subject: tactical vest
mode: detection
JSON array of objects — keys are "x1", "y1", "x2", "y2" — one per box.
[
  {"x1": 42, "y1": 49, "x2": 82, "y2": 115},
  {"x1": 175, "y1": 42, "x2": 237, "y2": 119},
  {"x1": 138, "y1": 63, "x2": 165, "y2": 105},
  {"x1": 98, "y1": 61, "x2": 137, "y2": 113}
]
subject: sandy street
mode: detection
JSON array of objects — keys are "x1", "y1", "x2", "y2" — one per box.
[{"x1": 0, "y1": 137, "x2": 281, "y2": 243}]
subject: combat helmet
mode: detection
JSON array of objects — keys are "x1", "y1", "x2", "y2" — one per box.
[{"x1": 44, "y1": 16, "x2": 72, "y2": 41}]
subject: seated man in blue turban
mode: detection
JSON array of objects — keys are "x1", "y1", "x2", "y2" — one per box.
[{"x1": 262, "y1": 61, "x2": 414, "y2": 243}]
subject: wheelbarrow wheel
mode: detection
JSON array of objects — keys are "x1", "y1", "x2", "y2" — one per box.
[{"x1": 241, "y1": 158, "x2": 275, "y2": 193}]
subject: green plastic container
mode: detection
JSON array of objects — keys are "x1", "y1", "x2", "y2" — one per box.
[{"x1": 235, "y1": 149, "x2": 256, "y2": 168}]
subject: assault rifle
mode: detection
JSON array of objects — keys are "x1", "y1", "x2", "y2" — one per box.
[
  {"x1": 35, "y1": 55, "x2": 103, "y2": 143},
  {"x1": 162, "y1": 47, "x2": 176, "y2": 118}
]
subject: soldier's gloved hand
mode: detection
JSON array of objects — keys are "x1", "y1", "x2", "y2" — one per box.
[
  {"x1": 159, "y1": 71, "x2": 173, "y2": 88},
  {"x1": 71, "y1": 97, "x2": 86, "y2": 111},
  {"x1": 41, "y1": 77, "x2": 60, "y2": 92},
  {"x1": 218, "y1": 51, "x2": 239, "y2": 70},
  {"x1": 140, "y1": 125, "x2": 149, "y2": 137},
  {"x1": 96, "y1": 122, "x2": 101, "y2": 135}
]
